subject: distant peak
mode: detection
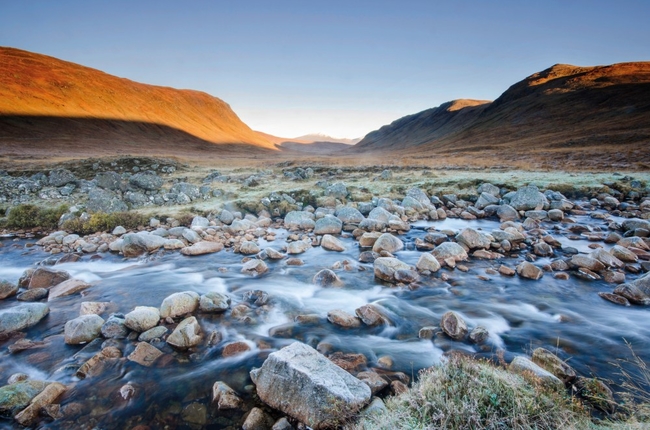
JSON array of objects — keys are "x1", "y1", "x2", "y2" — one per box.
[
  {"x1": 444, "y1": 99, "x2": 492, "y2": 112},
  {"x1": 293, "y1": 133, "x2": 361, "y2": 145}
]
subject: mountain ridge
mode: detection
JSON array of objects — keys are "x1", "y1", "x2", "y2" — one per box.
[
  {"x1": 0, "y1": 46, "x2": 275, "y2": 156},
  {"x1": 353, "y1": 62, "x2": 650, "y2": 167}
]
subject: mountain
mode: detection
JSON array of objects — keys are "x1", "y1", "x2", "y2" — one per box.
[
  {"x1": 0, "y1": 47, "x2": 275, "y2": 159},
  {"x1": 294, "y1": 133, "x2": 361, "y2": 145},
  {"x1": 353, "y1": 62, "x2": 650, "y2": 167},
  {"x1": 256, "y1": 131, "x2": 355, "y2": 155}
]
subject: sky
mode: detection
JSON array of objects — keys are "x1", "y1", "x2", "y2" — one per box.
[{"x1": 1, "y1": 1, "x2": 649, "y2": 139}]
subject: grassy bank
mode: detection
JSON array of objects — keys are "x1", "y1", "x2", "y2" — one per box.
[{"x1": 351, "y1": 354, "x2": 650, "y2": 430}]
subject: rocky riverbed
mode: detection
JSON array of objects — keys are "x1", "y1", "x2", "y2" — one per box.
[{"x1": 1, "y1": 162, "x2": 650, "y2": 429}]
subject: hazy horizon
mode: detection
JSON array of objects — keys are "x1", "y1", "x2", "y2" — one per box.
[{"x1": 2, "y1": 0, "x2": 649, "y2": 138}]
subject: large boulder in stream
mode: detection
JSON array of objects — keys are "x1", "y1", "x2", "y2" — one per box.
[
  {"x1": 121, "y1": 233, "x2": 167, "y2": 257},
  {"x1": 372, "y1": 233, "x2": 404, "y2": 254},
  {"x1": 0, "y1": 303, "x2": 49, "y2": 335},
  {"x1": 508, "y1": 186, "x2": 549, "y2": 211},
  {"x1": 64, "y1": 314, "x2": 105, "y2": 344},
  {"x1": 250, "y1": 342, "x2": 371, "y2": 429},
  {"x1": 160, "y1": 291, "x2": 199, "y2": 319},
  {"x1": 373, "y1": 257, "x2": 411, "y2": 283},
  {"x1": 0, "y1": 380, "x2": 49, "y2": 417}
]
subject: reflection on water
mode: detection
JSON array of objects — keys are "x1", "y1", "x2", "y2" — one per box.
[{"x1": 0, "y1": 212, "x2": 648, "y2": 428}]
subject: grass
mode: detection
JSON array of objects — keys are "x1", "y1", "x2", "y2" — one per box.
[
  {"x1": 613, "y1": 342, "x2": 650, "y2": 423},
  {"x1": 3, "y1": 204, "x2": 69, "y2": 230},
  {"x1": 351, "y1": 355, "x2": 591, "y2": 430},
  {"x1": 61, "y1": 211, "x2": 147, "y2": 234},
  {"x1": 350, "y1": 353, "x2": 650, "y2": 430}
]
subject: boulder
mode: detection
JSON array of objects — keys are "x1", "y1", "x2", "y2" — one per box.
[
  {"x1": 28, "y1": 268, "x2": 70, "y2": 289},
  {"x1": 509, "y1": 356, "x2": 563, "y2": 389},
  {"x1": 314, "y1": 215, "x2": 343, "y2": 235},
  {"x1": 48, "y1": 279, "x2": 91, "y2": 301},
  {"x1": 129, "y1": 171, "x2": 163, "y2": 191},
  {"x1": 373, "y1": 257, "x2": 411, "y2": 283},
  {"x1": 94, "y1": 171, "x2": 122, "y2": 190},
  {"x1": 508, "y1": 186, "x2": 549, "y2": 211},
  {"x1": 287, "y1": 240, "x2": 312, "y2": 254},
  {"x1": 469, "y1": 326, "x2": 489, "y2": 344},
  {"x1": 138, "y1": 326, "x2": 168, "y2": 342},
  {"x1": 531, "y1": 348, "x2": 576, "y2": 384},
  {"x1": 86, "y1": 188, "x2": 128, "y2": 213},
  {"x1": 14, "y1": 382, "x2": 66, "y2": 426},
  {"x1": 191, "y1": 216, "x2": 210, "y2": 228},
  {"x1": 243, "y1": 407, "x2": 274, "y2": 430},
  {"x1": 313, "y1": 269, "x2": 343, "y2": 287},
  {"x1": 0, "y1": 303, "x2": 49, "y2": 335},
  {"x1": 250, "y1": 342, "x2": 371, "y2": 429},
  {"x1": 496, "y1": 204, "x2": 519, "y2": 222},
  {"x1": 432, "y1": 242, "x2": 468, "y2": 265},
  {"x1": 327, "y1": 309, "x2": 362, "y2": 328},
  {"x1": 181, "y1": 241, "x2": 224, "y2": 256},
  {"x1": 516, "y1": 262, "x2": 544, "y2": 280},
  {"x1": 101, "y1": 315, "x2": 129, "y2": 339},
  {"x1": 321, "y1": 234, "x2": 346, "y2": 252},
  {"x1": 455, "y1": 228, "x2": 492, "y2": 250},
  {"x1": 440, "y1": 311, "x2": 468, "y2": 340},
  {"x1": 241, "y1": 259, "x2": 269, "y2": 275},
  {"x1": 199, "y1": 292, "x2": 231, "y2": 313},
  {"x1": 0, "y1": 281, "x2": 18, "y2": 300},
  {"x1": 325, "y1": 182, "x2": 348, "y2": 200},
  {"x1": 475, "y1": 192, "x2": 500, "y2": 210},
  {"x1": 416, "y1": 253, "x2": 441, "y2": 273},
  {"x1": 219, "y1": 210, "x2": 234, "y2": 225},
  {"x1": 611, "y1": 245, "x2": 638, "y2": 263},
  {"x1": 49, "y1": 168, "x2": 77, "y2": 187},
  {"x1": 355, "y1": 304, "x2": 385, "y2": 326},
  {"x1": 121, "y1": 233, "x2": 167, "y2": 257},
  {"x1": 336, "y1": 207, "x2": 364, "y2": 224},
  {"x1": 590, "y1": 249, "x2": 624, "y2": 269},
  {"x1": 212, "y1": 381, "x2": 243, "y2": 410},
  {"x1": 372, "y1": 233, "x2": 404, "y2": 254},
  {"x1": 167, "y1": 316, "x2": 202, "y2": 349},
  {"x1": 0, "y1": 380, "x2": 49, "y2": 417},
  {"x1": 284, "y1": 211, "x2": 316, "y2": 230},
  {"x1": 160, "y1": 291, "x2": 199, "y2": 319},
  {"x1": 64, "y1": 314, "x2": 105, "y2": 344},
  {"x1": 127, "y1": 342, "x2": 164, "y2": 367},
  {"x1": 570, "y1": 255, "x2": 606, "y2": 272},
  {"x1": 240, "y1": 241, "x2": 261, "y2": 255},
  {"x1": 124, "y1": 306, "x2": 160, "y2": 332},
  {"x1": 359, "y1": 232, "x2": 382, "y2": 247}
]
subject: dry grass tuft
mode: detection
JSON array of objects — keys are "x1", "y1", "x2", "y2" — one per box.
[{"x1": 351, "y1": 355, "x2": 591, "y2": 430}]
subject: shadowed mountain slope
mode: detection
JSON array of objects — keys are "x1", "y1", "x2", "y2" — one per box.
[
  {"x1": 353, "y1": 62, "x2": 650, "y2": 166},
  {"x1": 0, "y1": 47, "x2": 275, "y2": 156}
]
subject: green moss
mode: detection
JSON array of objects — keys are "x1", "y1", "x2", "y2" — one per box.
[
  {"x1": 6, "y1": 204, "x2": 69, "y2": 230},
  {"x1": 63, "y1": 211, "x2": 147, "y2": 234}
]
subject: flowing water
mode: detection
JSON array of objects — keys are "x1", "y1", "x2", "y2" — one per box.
[{"x1": 0, "y1": 213, "x2": 649, "y2": 429}]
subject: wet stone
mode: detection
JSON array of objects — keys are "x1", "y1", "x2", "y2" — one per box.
[
  {"x1": 516, "y1": 261, "x2": 543, "y2": 280},
  {"x1": 327, "y1": 309, "x2": 362, "y2": 328},
  {"x1": 128, "y1": 342, "x2": 164, "y2": 367},
  {"x1": 355, "y1": 304, "x2": 385, "y2": 326},
  {"x1": 101, "y1": 315, "x2": 129, "y2": 339},
  {"x1": 199, "y1": 292, "x2": 231, "y2": 313},
  {"x1": 440, "y1": 311, "x2": 468, "y2": 340},
  {"x1": 222, "y1": 341, "x2": 251, "y2": 357},
  {"x1": 313, "y1": 269, "x2": 343, "y2": 287},
  {"x1": 64, "y1": 314, "x2": 104, "y2": 345},
  {"x1": 469, "y1": 326, "x2": 489, "y2": 344}
]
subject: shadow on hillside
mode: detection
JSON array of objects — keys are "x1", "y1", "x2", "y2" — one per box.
[{"x1": 0, "y1": 115, "x2": 275, "y2": 157}]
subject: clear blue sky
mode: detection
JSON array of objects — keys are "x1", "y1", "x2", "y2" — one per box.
[{"x1": 2, "y1": 1, "x2": 649, "y2": 138}]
